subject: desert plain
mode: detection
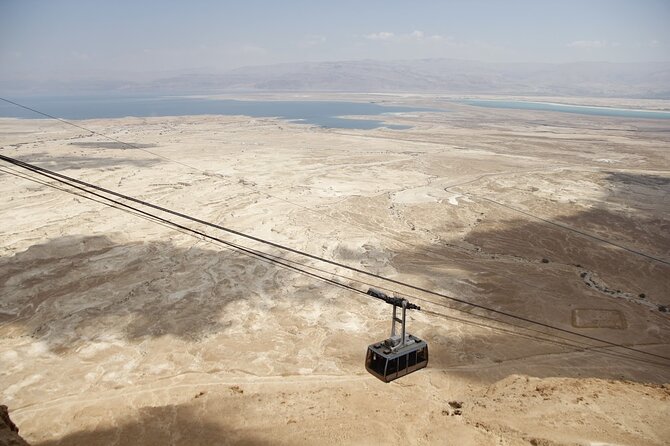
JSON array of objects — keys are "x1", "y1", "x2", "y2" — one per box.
[{"x1": 1, "y1": 95, "x2": 669, "y2": 445}]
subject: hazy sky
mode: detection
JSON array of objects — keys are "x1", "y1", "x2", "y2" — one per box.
[{"x1": 1, "y1": 0, "x2": 669, "y2": 81}]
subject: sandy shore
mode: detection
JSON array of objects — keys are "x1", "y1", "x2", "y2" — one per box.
[{"x1": 1, "y1": 95, "x2": 669, "y2": 445}]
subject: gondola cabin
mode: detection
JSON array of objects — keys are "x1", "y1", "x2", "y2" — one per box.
[
  {"x1": 366, "y1": 335, "x2": 428, "y2": 382},
  {"x1": 365, "y1": 288, "x2": 429, "y2": 382}
]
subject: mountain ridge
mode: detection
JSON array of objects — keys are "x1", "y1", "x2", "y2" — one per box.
[{"x1": 3, "y1": 58, "x2": 670, "y2": 98}]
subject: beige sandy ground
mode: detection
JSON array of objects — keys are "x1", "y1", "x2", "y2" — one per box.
[{"x1": 0, "y1": 95, "x2": 669, "y2": 445}]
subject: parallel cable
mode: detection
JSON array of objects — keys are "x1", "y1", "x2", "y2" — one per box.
[
  {"x1": 3, "y1": 164, "x2": 668, "y2": 368},
  {"x1": 2, "y1": 153, "x2": 669, "y2": 364},
  {"x1": 3, "y1": 97, "x2": 668, "y2": 362}
]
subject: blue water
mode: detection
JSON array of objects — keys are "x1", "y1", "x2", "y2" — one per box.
[
  {"x1": 0, "y1": 96, "x2": 433, "y2": 130},
  {"x1": 460, "y1": 99, "x2": 670, "y2": 120}
]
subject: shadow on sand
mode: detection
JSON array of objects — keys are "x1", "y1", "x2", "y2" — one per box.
[
  {"x1": 1, "y1": 170, "x2": 668, "y2": 385},
  {"x1": 32, "y1": 401, "x2": 271, "y2": 446},
  {"x1": 17, "y1": 151, "x2": 163, "y2": 171},
  {"x1": 386, "y1": 170, "x2": 670, "y2": 380},
  {"x1": 0, "y1": 234, "x2": 289, "y2": 349}
]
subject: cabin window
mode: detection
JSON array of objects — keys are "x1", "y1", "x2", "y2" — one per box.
[
  {"x1": 417, "y1": 346, "x2": 427, "y2": 363},
  {"x1": 386, "y1": 358, "x2": 398, "y2": 376},
  {"x1": 408, "y1": 351, "x2": 417, "y2": 368},
  {"x1": 366, "y1": 350, "x2": 387, "y2": 376},
  {"x1": 398, "y1": 354, "x2": 407, "y2": 372}
]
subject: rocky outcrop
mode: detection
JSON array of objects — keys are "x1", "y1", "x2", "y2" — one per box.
[{"x1": 0, "y1": 406, "x2": 29, "y2": 446}]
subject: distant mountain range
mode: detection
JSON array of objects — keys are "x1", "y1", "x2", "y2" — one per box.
[{"x1": 4, "y1": 59, "x2": 670, "y2": 98}]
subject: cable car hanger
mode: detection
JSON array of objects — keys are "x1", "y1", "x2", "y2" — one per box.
[{"x1": 365, "y1": 288, "x2": 428, "y2": 382}]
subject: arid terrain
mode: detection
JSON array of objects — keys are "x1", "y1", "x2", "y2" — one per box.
[{"x1": 1, "y1": 95, "x2": 669, "y2": 445}]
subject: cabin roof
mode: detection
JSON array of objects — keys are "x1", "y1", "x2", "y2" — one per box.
[{"x1": 367, "y1": 335, "x2": 427, "y2": 360}]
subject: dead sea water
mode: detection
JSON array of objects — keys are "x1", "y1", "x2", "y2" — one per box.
[{"x1": 0, "y1": 96, "x2": 435, "y2": 130}]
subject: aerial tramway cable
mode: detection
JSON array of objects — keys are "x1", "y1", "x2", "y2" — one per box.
[
  {"x1": 1, "y1": 164, "x2": 668, "y2": 369},
  {"x1": 2, "y1": 97, "x2": 668, "y2": 365},
  {"x1": 1, "y1": 153, "x2": 669, "y2": 365}
]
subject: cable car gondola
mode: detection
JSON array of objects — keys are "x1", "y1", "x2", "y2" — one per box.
[{"x1": 365, "y1": 288, "x2": 428, "y2": 382}]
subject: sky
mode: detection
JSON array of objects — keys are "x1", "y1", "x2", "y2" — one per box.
[{"x1": 1, "y1": 0, "x2": 669, "y2": 82}]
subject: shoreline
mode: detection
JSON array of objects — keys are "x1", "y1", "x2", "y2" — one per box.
[{"x1": 460, "y1": 98, "x2": 670, "y2": 116}]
